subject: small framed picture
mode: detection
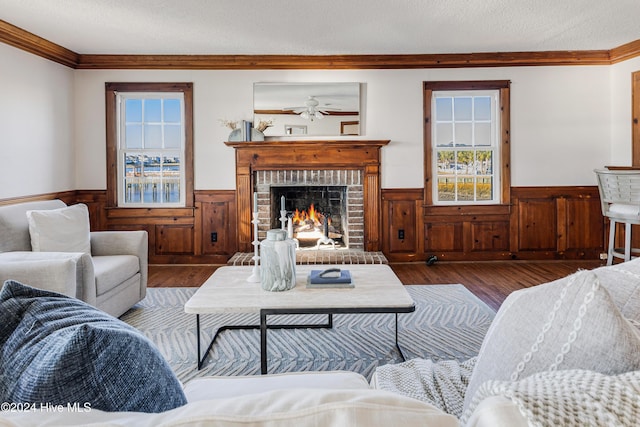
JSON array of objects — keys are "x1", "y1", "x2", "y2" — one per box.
[
  {"x1": 285, "y1": 125, "x2": 307, "y2": 135},
  {"x1": 340, "y1": 121, "x2": 359, "y2": 136}
]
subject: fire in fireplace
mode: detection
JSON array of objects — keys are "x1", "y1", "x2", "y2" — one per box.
[
  {"x1": 271, "y1": 186, "x2": 347, "y2": 248},
  {"x1": 290, "y1": 204, "x2": 339, "y2": 248}
]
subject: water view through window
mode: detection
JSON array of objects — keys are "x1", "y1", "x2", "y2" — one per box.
[{"x1": 118, "y1": 95, "x2": 185, "y2": 206}]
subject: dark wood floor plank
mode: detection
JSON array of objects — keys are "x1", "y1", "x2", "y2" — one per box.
[{"x1": 147, "y1": 260, "x2": 604, "y2": 311}]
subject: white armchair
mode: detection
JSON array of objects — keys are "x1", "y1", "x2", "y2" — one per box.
[{"x1": 0, "y1": 199, "x2": 147, "y2": 317}]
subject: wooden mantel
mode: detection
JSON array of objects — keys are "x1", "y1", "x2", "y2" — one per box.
[{"x1": 225, "y1": 139, "x2": 390, "y2": 252}]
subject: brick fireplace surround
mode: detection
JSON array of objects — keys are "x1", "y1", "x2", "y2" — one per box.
[
  {"x1": 255, "y1": 169, "x2": 363, "y2": 248},
  {"x1": 225, "y1": 140, "x2": 390, "y2": 253}
]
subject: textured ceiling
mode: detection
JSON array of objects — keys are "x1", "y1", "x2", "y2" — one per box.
[{"x1": 1, "y1": 0, "x2": 640, "y2": 55}]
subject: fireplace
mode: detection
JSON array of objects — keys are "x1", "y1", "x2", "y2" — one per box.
[
  {"x1": 225, "y1": 140, "x2": 389, "y2": 252},
  {"x1": 256, "y1": 170, "x2": 363, "y2": 248},
  {"x1": 272, "y1": 186, "x2": 346, "y2": 248},
  {"x1": 255, "y1": 167, "x2": 366, "y2": 249}
]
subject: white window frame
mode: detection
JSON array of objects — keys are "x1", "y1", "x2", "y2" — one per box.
[
  {"x1": 116, "y1": 92, "x2": 186, "y2": 207},
  {"x1": 431, "y1": 89, "x2": 501, "y2": 205}
]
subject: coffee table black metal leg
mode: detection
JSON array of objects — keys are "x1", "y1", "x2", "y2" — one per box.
[
  {"x1": 260, "y1": 311, "x2": 268, "y2": 374},
  {"x1": 395, "y1": 312, "x2": 408, "y2": 361},
  {"x1": 196, "y1": 317, "x2": 261, "y2": 370},
  {"x1": 196, "y1": 314, "x2": 202, "y2": 369}
]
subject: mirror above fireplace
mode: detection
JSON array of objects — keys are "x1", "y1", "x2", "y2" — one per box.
[{"x1": 253, "y1": 82, "x2": 361, "y2": 137}]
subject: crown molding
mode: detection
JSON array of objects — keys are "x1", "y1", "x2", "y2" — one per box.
[
  {"x1": 610, "y1": 39, "x2": 640, "y2": 64},
  {"x1": 75, "y1": 50, "x2": 613, "y2": 70},
  {"x1": 0, "y1": 20, "x2": 78, "y2": 67},
  {"x1": 1, "y1": 19, "x2": 639, "y2": 70}
]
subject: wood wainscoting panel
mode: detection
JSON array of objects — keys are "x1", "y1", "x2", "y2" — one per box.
[
  {"x1": 2, "y1": 184, "x2": 605, "y2": 263},
  {"x1": 423, "y1": 204, "x2": 511, "y2": 261},
  {"x1": 562, "y1": 192, "x2": 604, "y2": 252},
  {"x1": 426, "y1": 222, "x2": 464, "y2": 252},
  {"x1": 388, "y1": 199, "x2": 416, "y2": 253},
  {"x1": 196, "y1": 190, "x2": 237, "y2": 257},
  {"x1": 515, "y1": 198, "x2": 557, "y2": 251},
  {"x1": 470, "y1": 221, "x2": 510, "y2": 252},
  {"x1": 155, "y1": 225, "x2": 194, "y2": 255},
  {"x1": 511, "y1": 186, "x2": 603, "y2": 259},
  {"x1": 382, "y1": 189, "x2": 424, "y2": 261}
]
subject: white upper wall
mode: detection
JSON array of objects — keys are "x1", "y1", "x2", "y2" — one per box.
[
  {"x1": 1, "y1": 41, "x2": 636, "y2": 198},
  {"x1": 611, "y1": 56, "x2": 640, "y2": 165},
  {"x1": 74, "y1": 65, "x2": 613, "y2": 190},
  {"x1": 0, "y1": 43, "x2": 75, "y2": 199}
]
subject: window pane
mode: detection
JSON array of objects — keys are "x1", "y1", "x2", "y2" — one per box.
[
  {"x1": 125, "y1": 124, "x2": 142, "y2": 148},
  {"x1": 455, "y1": 123, "x2": 472, "y2": 146},
  {"x1": 164, "y1": 124, "x2": 181, "y2": 148},
  {"x1": 477, "y1": 176, "x2": 493, "y2": 201},
  {"x1": 476, "y1": 150, "x2": 493, "y2": 175},
  {"x1": 457, "y1": 177, "x2": 474, "y2": 201},
  {"x1": 125, "y1": 99, "x2": 142, "y2": 122},
  {"x1": 141, "y1": 154, "x2": 160, "y2": 203},
  {"x1": 124, "y1": 153, "x2": 142, "y2": 203},
  {"x1": 163, "y1": 154, "x2": 181, "y2": 203},
  {"x1": 457, "y1": 150, "x2": 474, "y2": 174},
  {"x1": 144, "y1": 99, "x2": 161, "y2": 122},
  {"x1": 437, "y1": 177, "x2": 455, "y2": 201},
  {"x1": 144, "y1": 124, "x2": 162, "y2": 148},
  {"x1": 454, "y1": 97, "x2": 472, "y2": 121},
  {"x1": 475, "y1": 122, "x2": 491, "y2": 146},
  {"x1": 436, "y1": 123, "x2": 453, "y2": 146},
  {"x1": 435, "y1": 97, "x2": 453, "y2": 121},
  {"x1": 164, "y1": 99, "x2": 181, "y2": 123},
  {"x1": 437, "y1": 150, "x2": 455, "y2": 173},
  {"x1": 474, "y1": 96, "x2": 491, "y2": 121}
]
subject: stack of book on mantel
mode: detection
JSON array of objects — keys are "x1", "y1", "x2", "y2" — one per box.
[{"x1": 306, "y1": 268, "x2": 354, "y2": 289}]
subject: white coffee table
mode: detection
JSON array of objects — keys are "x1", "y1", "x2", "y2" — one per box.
[{"x1": 184, "y1": 264, "x2": 415, "y2": 374}]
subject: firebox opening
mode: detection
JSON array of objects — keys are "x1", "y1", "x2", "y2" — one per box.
[{"x1": 271, "y1": 186, "x2": 347, "y2": 249}]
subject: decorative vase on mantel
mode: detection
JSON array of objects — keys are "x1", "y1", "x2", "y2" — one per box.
[{"x1": 228, "y1": 128, "x2": 264, "y2": 142}]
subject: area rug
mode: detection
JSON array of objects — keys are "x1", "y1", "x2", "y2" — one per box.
[{"x1": 121, "y1": 285, "x2": 495, "y2": 383}]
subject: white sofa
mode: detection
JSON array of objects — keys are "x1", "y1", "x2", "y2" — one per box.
[
  {"x1": 2, "y1": 258, "x2": 640, "y2": 426},
  {"x1": 0, "y1": 371, "x2": 508, "y2": 427},
  {"x1": 0, "y1": 199, "x2": 147, "y2": 317}
]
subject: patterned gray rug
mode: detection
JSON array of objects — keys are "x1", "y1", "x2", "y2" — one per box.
[{"x1": 121, "y1": 285, "x2": 495, "y2": 383}]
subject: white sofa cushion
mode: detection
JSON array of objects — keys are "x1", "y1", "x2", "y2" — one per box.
[
  {"x1": 463, "y1": 270, "x2": 640, "y2": 413},
  {"x1": 92, "y1": 255, "x2": 140, "y2": 296},
  {"x1": 591, "y1": 257, "x2": 640, "y2": 327},
  {"x1": 0, "y1": 199, "x2": 66, "y2": 252},
  {"x1": 0, "y1": 388, "x2": 459, "y2": 427},
  {"x1": 464, "y1": 396, "x2": 528, "y2": 427},
  {"x1": 26, "y1": 203, "x2": 91, "y2": 254},
  {"x1": 184, "y1": 371, "x2": 370, "y2": 401}
]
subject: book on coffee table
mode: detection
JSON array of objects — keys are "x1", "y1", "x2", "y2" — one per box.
[{"x1": 306, "y1": 268, "x2": 354, "y2": 288}]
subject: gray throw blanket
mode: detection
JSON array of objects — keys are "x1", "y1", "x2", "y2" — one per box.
[
  {"x1": 374, "y1": 357, "x2": 476, "y2": 419},
  {"x1": 376, "y1": 358, "x2": 640, "y2": 425},
  {"x1": 462, "y1": 369, "x2": 640, "y2": 426}
]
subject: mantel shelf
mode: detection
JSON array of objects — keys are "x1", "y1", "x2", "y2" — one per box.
[{"x1": 224, "y1": 139, "x2": 390, "y2": 148}]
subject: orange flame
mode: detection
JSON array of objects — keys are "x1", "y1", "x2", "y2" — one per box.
[{"x1": 292, "y1": 203, "x2": 322, "y2": 225}]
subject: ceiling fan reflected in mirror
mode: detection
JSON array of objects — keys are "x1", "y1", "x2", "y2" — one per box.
[{"x1": 284, "y1": 96, "x2": 342, "y2": 121}]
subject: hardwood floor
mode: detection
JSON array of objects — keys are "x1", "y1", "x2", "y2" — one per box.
[
  {"x1": 389, "y1": 260, "x2": 603, "y2": 311},
  {"x1": 148, "y1": 260, "x2": 604, "y2": 311}
]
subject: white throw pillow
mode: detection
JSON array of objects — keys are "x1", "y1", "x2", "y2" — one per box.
[
  {"x1": 27, "y1": 203, "x2": 91, "y2": 254},
  {"x1": 463, "y1": 270, "x2": 640, "y2": 414}
]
